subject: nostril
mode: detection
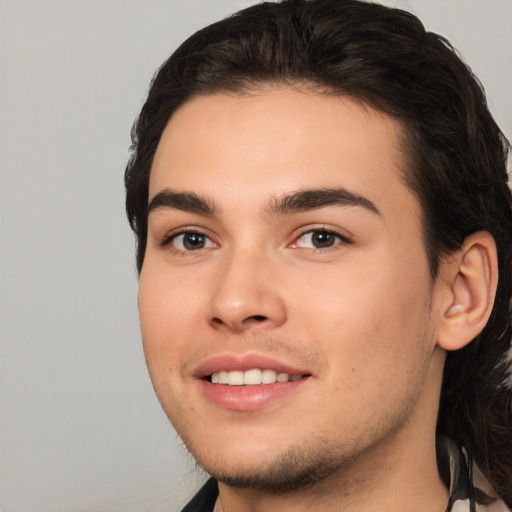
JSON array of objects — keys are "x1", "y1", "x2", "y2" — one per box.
[
  {"x1": 246, "y1": 315, "x2": 267, "y2": 323},
  {"x1": 209, "y1": 314, "x2": 271, "y2": 330}
]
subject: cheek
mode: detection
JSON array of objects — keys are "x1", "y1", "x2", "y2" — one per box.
[
  {"x1": 138, "y1": 266, "x2": 204, "y2": 372},
  {"x1": 137, "y1": 269, "x2": 204, "y2": 422},
  {"x1": 298, "y1": 270, "x2": 434, "y2": 430},
  {"x1": 293, "y1": 251, "x2": 433, "y2": 377}
]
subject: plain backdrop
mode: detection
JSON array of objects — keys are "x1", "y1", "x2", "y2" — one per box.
[{"x1": 1, "y1": 1, "x2": 510, "y2": 511}]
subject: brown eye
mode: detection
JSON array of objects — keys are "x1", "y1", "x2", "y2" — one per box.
[
  {"x1": 171, "y1": 232, "x2": 215, "y2": 251},
  {"x1": 183, "y1": 233, "x2": 205, "y2": 250},
  {"x1": 310, "y1": 231, "x2": 337, "y2": 248},
  {"x1": 293, "y1": 229, "x2": 348, "y2": 249}
]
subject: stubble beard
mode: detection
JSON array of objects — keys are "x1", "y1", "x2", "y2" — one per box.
[
  {"x1": 177, "y1": 357, "x2": 432, "y2": 495},
  {"x1": 203, "y1": 438, "x2": 363, "y2": 493},
  {"x1": 184, "y1": 409, "x2": 414, "y2": 495}
]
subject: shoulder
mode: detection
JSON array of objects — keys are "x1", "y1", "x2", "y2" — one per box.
[
  {"x1": 475, "y1": 500, "x2": 511, "y2": 512},
  {"x1": 472, "y1": 464, "x2": 510, "y2": 512}
]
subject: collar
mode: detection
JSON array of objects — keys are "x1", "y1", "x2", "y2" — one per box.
[
  {"x1": 442, "y1": 436, "x2": 475, "y2": 512},
  {"x1": 441, "y1": 437, "x2": 509, "y2": 512}
]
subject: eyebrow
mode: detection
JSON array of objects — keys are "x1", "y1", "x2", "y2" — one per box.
[
  {"x1": 265, "y1": 188, "x2": 380, "y2": 217},
  {"x1": 147, "y1": 189, "x2": 217, "y2": 216},
  {"x1": 147, "y1": 187, "x2": 380, "y2": 218}
]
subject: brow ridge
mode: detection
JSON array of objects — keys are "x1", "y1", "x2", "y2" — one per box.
[
  {"x1": 147, "y1": 187, "x2": 379, "y2": 219},
  {"x1": 265, "y1": 188, "x2": 380, "y2": 216},
  {"x1": 147, "y1": 189, "x2": 217, "y2": 216}
]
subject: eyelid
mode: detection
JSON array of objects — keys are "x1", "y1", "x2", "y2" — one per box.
[
  {"x1": 159, "y1": 227, "x2": 218, "y2": 251},
  {"x1": 156, "y1": 224, "x2": 352, "y2": 253},
  {"x1": 289, "y1": 226, "x2": 353, "y2": 249}
]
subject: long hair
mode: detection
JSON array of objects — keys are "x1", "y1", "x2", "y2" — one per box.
[{"x1": 125, "y1": 0, "x2": 512, "y2": 502}]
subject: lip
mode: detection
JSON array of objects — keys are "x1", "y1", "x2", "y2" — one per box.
[
  {"x1": 198, "y1": 378, "x2": 309, "y2": 411},
  {"x1": 193, "y1": 354, "x2": 312, "y2": 411},
  {"x1": 193, "y1": 353, "x2": 311, "y2": 378}
]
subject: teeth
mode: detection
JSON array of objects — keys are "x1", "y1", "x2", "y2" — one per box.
[
  {"x1": 262, "y1": 369, "x2": 278, "y2": 384},
  {"x1": 210, "y1": 368, "x2": 303, "y2": 386},
  {"x1": 228, "y1": 371, "x2": 244, "y2": 386},
  {"x1": 243, "y1": 369, "x2": 262, "y2": 385},
  {"x1": 214, "y1": 371, "x2": 228, "y2": 384}
]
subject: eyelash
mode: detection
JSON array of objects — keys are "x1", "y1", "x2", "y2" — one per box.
[
  {"x1": 159, "y1": 229, "x2": 217, "y2": 254},
  {"x1": 291, "y1": 227, "x2": 353, "y2": 251},
  {"x1": 159, "y1": 227, "x2": 352, "y2": 254}
]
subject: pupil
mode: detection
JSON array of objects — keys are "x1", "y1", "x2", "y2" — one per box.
[
  {"x1": 312, "y1": 231, "x2": 334, "y2": 248},
  {"x1": 184, "y1": 233, "x2": 205, "y2": 250}
]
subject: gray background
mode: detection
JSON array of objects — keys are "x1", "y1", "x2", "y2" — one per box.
[{"x1": 1, "y1": 1, "x2": 510, "y2": 511}]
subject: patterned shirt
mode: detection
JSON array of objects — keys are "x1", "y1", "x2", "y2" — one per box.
[
  {"x1": 441, "y1": 437, "x2": 509, "y2": 512},
  {"x1": 180, "y1": 438, "x2": 509, "y2": 512}
]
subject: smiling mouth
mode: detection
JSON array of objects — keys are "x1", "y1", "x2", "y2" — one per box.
[{"x1": 207, "y1": 368, "x2": 310, "y2": 386}]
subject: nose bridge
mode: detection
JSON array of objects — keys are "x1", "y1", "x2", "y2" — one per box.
[{"x1": 206, "y1": 243, "x2": 287, "y2": 331}]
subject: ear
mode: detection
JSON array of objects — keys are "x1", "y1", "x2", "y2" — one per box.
[{"x1": 436, "y1": 231, "x2": 498, "y2": 351}]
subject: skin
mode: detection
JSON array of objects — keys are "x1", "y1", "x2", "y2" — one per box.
[{"x1": 139, "y1": 88, "x2": 453, "y2": 511}]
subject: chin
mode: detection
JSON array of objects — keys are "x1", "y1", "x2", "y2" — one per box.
[{"x1": 191, "y1": 436, "x2": 363, "y2": 493}]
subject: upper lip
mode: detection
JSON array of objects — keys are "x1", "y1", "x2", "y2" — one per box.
[{"x1": 193, "y1": 353, "x2": 312, "y2": 379}]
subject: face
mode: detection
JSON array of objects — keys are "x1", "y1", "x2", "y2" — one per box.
[{"x1": 139, "y1": 88, "x2": 445, "y2": 490}]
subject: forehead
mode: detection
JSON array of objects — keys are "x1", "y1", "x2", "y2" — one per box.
[{"x1": 149, "y1": 88, "x2": 418, "y2": 222}]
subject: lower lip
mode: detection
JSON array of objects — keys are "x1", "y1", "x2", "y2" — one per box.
[{"x1": 198, "y1": 378, "x2": 309, "y2": 411}]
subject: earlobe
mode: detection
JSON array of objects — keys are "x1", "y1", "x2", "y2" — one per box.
[{"x1": 437, "y1": 231, "x2": 498, "y2": 352}]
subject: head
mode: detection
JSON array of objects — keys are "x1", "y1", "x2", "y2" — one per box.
[{"x1": 125, "y1": 0, "x2": 512, "y2": 502}]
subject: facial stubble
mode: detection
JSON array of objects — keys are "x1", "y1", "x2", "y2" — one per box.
[{"x1": 182, "y1": 374, "x2": 430, "y2": 495}]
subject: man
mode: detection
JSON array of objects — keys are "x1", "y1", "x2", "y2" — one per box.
[{"x1": 125, "y1": 1, "x2": 512, "y2": 510}]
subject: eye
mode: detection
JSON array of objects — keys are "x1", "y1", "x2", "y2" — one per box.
[
  {"x1": 165, "y1": 231, "x2": 217, "y2": 251},
  {"x1": 291, "y1": 229, "x2": 350, "y2": 250}
]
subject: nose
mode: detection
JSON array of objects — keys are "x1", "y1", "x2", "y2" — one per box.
[{"x1": 205, "y1": 249, "x2": 287, "y2": 332}]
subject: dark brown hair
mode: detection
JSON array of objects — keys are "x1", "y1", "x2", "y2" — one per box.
[{"x1": 125, "y1": 0, "x2": 512, "y2": 502}]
